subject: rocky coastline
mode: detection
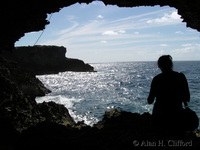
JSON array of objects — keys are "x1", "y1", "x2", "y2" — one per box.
[
  {"x1": 0, "y1": 50, "x2": 199, "y2": 150},
  {"x1": 2, "y1": 45, "x2": 95, "y2": 75}
]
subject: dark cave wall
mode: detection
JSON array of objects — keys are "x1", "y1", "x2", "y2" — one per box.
[{"x1": 0, "y1": 0, "x2": 200, "y2": 50}]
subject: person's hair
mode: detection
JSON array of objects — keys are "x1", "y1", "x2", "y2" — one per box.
[{"x1": 157, "y1": 55, "x2": 173, "y2": 70}]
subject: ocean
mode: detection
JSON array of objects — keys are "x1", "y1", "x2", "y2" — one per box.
[{"x1": 36, "y1": 61, "x2": 200, "y2": 127}]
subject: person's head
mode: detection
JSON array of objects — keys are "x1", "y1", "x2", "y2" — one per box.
[{"x1": 157, "y1": 55, "x2": 173, "y2": 72}]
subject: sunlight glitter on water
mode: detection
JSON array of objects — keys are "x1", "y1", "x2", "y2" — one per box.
[{"x1": 36, "y1": 61, "x2": 200, "y2": 126}]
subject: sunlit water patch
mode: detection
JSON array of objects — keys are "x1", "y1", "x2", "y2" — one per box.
[{"x1": 36, "y1": 61, "x2": 200, "y2": 126}]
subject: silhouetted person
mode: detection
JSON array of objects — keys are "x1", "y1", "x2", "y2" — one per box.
[{"x1": 147, "y1": 55, "x2": 190, "y2": 132}]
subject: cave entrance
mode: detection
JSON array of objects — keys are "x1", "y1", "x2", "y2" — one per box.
[
  {"x1": 15, "y1": 1, "x2": 200, "y2": 63},
  {"x1": 15, "y1": 1, "x2": 199, "y2": 127}
]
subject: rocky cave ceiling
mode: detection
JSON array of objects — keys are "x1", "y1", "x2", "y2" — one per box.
[{"x1": 0, "y1": 0, "x2": 200, "y2": 50}]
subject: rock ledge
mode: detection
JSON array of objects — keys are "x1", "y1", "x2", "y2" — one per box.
[{"x1": 2, "y1": 45, "x2": 95, "y2": 75}]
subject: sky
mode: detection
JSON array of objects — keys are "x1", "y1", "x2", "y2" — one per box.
[{"x1": 15, "y1": 1, "x2": 200, "y2": 63}]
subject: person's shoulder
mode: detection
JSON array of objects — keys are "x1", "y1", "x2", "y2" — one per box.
[
  {"x1": 173, "y1": 71, "x2": 185, "y2": 76},
  {"x1": 178, "y1": 72, "x2": 186, "y2": 79},
  {"x1": 155, "y1": 73, "x2": 164, "y2": 77},
  {"x1": 153, "y1": 73, "x2": 163, "y2": 80},
  {"x1": 172, "y1": 71, "x2": 186, "y2": 79}
]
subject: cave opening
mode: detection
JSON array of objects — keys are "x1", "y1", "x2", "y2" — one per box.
[
  {"x1": 13, "y1": 1, "x2": 198, "y2": 126},
  {"x1": 15, "y1": 1, "x2": 200, "y2": 63}
]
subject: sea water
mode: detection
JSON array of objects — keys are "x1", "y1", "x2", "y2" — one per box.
[{"x1": 36, "y1": 61, "x2": 200, "y2": 127}]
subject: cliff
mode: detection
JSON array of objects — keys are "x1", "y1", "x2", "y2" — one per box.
[
  {"x1": 2, "y1": 45, "x2": 95, "y2": 75},
  {"x1": 0, "y1": 57, "x2": 77, "y2": 148}
]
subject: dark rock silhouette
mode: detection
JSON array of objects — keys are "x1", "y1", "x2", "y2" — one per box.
[
  {"x1": 0, "y1": 57, "x2": 77, "y2": 148},
  {"x1": 2, "y1": 45, "x2": 95, "y2": 75},
  {"x1": 15, "y1": 109, "x2": 200, "y2": 150},
  {"x1": 0, "y1": 57, "x2": 46, "y2": 145},
  {"x1": 38, "y1": 101, "x2": 76, "y2": 126},
  {"x1": 0, "y1": 57, "x2": 76, "y2": 128}
]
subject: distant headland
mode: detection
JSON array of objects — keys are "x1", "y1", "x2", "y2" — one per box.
[{"x1": 2, "y1": 45, "x2": 95, "y2": 75}]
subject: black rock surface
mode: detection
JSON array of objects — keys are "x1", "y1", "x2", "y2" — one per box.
[{"x1": 2, "y1": 45, "x2": 95, "y2": 75}]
